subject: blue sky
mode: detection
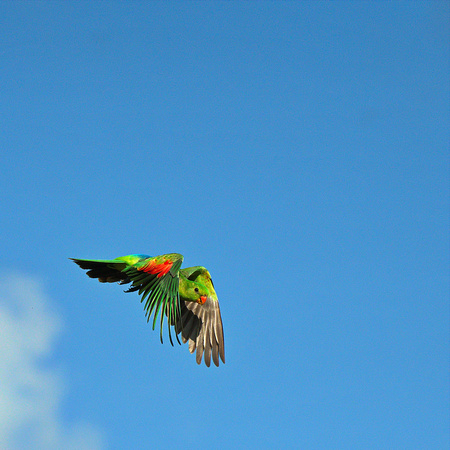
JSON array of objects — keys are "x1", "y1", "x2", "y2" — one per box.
[{"x1": 0, "y1": 1, "x2": 448, "y2": 449}]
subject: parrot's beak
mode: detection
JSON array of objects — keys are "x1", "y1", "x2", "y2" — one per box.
[{"x1": 197, "y1": 296, "x2": 207, "y2": 305}]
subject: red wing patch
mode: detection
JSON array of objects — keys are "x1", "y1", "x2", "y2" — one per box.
[{"x1": 138, "y1": 259, "x2": 173, "y2": 277}]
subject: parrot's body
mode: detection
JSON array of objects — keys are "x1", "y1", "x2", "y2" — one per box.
[{"x1": 71, "y1": 253, "x2": 224, "y2": 367}]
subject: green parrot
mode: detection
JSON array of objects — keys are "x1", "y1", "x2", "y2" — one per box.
[{"x1": 71, "y1": 253, "x2": 225, "y2": 367}]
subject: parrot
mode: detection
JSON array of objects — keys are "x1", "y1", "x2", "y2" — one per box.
[{"x1": 71, "y1": 253, "x2": 225, "y2": 367}]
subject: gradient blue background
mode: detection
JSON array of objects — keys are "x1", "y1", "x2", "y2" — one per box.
[{"x1": 0, "y1": 2, "x2": 448, "y2": 449}]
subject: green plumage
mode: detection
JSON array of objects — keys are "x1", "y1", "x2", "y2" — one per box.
[{"x1": 71, "y1": 253, "x2": 225, "y2": 367}]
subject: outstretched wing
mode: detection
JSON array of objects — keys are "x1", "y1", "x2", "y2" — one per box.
[
  {"x1": 177, "y1": 267, "x2": 225, "y2": 367},
  {"x1": 72, "y1": 253, "x2": 184, "y2": 346},
  {"x1": 122, "y1": 253, "x2": 184, "y2": 345}
]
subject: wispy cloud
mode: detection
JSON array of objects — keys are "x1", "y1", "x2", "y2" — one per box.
[{"x1": 0, "y1": 274, "x2": 104, "y2": 450}]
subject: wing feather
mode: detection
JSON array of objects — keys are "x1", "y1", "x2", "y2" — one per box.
[
  {"x1": 211, "y1": 306, "x2": 219, "y2": 367},
  {"x1": 203, "y1": 309, "x2": 212, "y2": 367}
]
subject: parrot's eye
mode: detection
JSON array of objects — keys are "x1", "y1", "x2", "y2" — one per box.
[{"x1": 194, "y1": 288, "x2": 199, "y2": 293}]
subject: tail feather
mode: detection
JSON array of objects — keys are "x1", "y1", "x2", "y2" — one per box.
[{"x1": 70, "y1": 258, "x2": 129, "y2": 283}]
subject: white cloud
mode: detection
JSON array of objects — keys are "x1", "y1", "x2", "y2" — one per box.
[{"x1": 0, "y1": 274, "x2": 104, "y2": 450}]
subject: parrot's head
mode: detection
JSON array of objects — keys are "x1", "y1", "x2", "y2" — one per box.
[{"x1": 180, "y1": 279, "x2": 209, "y2": 305}]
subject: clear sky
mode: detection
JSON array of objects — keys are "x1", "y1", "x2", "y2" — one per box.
[{"x1": 0, "y1": 2, "x2": 448, "y2": 449}]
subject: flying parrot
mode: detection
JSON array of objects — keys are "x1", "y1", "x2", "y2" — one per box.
[{"x1": 71, "y1": 253, "x2": 225, "y2": 367}]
